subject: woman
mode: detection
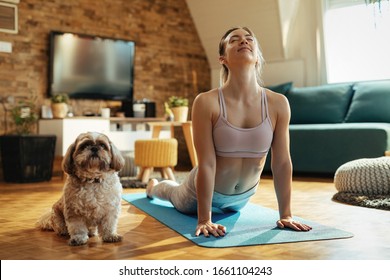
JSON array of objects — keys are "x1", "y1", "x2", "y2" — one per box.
[{"x1": 147, "y1": 27, "x2": 312, "y2": 237}]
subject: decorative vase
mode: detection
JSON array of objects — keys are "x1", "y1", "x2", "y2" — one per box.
[
  {"x1": 171, "y1": 106, "x2": 188, "y2": 122},
  {"x1": 51, "y1": 103, "x2": 68, "y2": 119}
]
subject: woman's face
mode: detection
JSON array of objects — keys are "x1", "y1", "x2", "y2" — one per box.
[{"x1": 220, "y1": 28, "x2": 258, "y2": 66}]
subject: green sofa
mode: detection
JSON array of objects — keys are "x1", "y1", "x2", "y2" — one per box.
[{"x1": 264, "y1": 80, "x2": 390, "y2": 175}]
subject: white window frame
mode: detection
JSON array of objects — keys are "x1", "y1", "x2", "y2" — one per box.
[{"x1": 0, "y1": 2, "x2": 18, "y2": 34}]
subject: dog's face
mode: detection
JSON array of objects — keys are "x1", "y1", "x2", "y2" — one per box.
[{"x1": 62, "y1": 132, "x2": 124, "y2": 177}]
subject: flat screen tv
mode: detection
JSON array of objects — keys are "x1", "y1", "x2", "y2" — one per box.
[{"x1": 48, "y1": 31, "x2": 135, "y2": 101}]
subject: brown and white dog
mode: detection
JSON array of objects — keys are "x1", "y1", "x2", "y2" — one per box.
[{"x1": 37, "y1": 132, "x2": 125, "y2": 246}]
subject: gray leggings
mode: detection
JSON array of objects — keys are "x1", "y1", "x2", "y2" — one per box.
[{"x1": 147, "y1": 167, "x2": 257, "y2": 214}]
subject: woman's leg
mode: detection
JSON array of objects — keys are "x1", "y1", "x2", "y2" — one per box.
[
  {"x1": 146, "y1": 167, "x2": 198, "y2": 214},
  {"x1": 146, "y1": 178, "x2": 179, "y2": 200}
]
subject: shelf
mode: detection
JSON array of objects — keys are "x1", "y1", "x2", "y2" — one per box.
[{"x1": 109, "y1": 117, "x2": 165, "y2": 123}]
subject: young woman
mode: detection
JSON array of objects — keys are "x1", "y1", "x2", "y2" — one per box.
[{"x1": 147, "y1": 27, "x2": 312, "y2": 237}]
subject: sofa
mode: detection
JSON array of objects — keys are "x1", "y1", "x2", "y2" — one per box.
[{"x1": 264, "y1": 80, "x2": 390, "y2": 175}]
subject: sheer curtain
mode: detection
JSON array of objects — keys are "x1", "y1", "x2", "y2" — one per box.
[{"x1": 323, "y1": 0, "x2": 390, "y2": 83}]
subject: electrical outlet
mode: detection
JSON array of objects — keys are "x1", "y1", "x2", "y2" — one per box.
[
  {"x1": 7, "y1": 96, "x2": 15, "y2": 104},
  {"x1": 0, "y1": 41, "x2": 12, "y2": 53}
]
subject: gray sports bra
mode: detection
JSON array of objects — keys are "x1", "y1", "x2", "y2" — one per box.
[{"x1": 212, "y1": 88, "x2": 273, "y2": 158}]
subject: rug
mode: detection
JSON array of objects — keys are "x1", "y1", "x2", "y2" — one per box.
[
  {"x1": 333, "y1": 192, "x2": 390, "y2": 210},
  {"x1": 120, "y1": 178, "x2": 146, "y2": 188},
  {"x1": 122, "y1": 193, "x2": 353, "y2": 248}
]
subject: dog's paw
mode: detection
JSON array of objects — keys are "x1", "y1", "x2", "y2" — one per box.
[
  {"x1": 53, "y1": 224, "x2": 68, "y2": 236},
  {"x1": 56, "y1": 229, "x2": 69, "y2": 236},
  {"x1": 88, "y1": 228, "x2": 98, "y2": 237},
  {"x1": 102, "y1": 234, "x2": 122, "y2": 243},
  {"x1": 68, "y1": 235, "x2": 88, "y2": 246}
]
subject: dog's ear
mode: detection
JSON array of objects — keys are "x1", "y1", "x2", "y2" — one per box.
[
  {"x1": 62, "y1": 141, "x2": 76, "y2": 175},
  {"x1": 110, "y1": 141, "x2": 125, "y2": 172}
]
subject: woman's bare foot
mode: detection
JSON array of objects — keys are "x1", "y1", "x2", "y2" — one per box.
[{"x1": 146, "y1": 179, "x2": 158, "y2": 198}]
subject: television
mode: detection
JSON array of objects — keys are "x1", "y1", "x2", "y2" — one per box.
[{"x1": 48, "y1": 31, "x2": 135, "y2": 102}]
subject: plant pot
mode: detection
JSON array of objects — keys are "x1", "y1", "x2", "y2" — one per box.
[
  {"x1": 0, "y1": 135, "x2": 56, "y2": 183},
  {"x1": 51, "y1": 103, "x2": 68, "y2": 119},
  {"x1": 171, "y1": 106, "x2": 188, "y2": 122}
]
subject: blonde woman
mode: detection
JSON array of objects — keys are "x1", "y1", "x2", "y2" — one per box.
[{"x1": 147, "y1": 27, "x2": 312, "y2": 237}]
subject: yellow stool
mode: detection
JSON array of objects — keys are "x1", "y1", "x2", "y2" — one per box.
[{"x1": 134, "y1": 138, "x2": 178, "y2": 183}]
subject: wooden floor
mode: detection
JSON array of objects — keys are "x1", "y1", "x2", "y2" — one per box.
[{"x1": 0, "y1": 172, "x2": 389, "y2": 260}]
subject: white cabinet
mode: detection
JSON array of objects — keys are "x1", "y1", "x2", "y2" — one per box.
[
  {"x1": 38, "y1": 117, "x2": 168, "y2": 156},
  {"x1": 39, "y1": 118, "x2": 110, "y2": 156}
]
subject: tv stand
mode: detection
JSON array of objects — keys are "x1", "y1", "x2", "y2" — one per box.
[
  {"x1": 82, "y1": 113, "x2": 99, "y2": 117},
  {"x1": 38, "y1": 117, "x2": 167, "y2": 156}
]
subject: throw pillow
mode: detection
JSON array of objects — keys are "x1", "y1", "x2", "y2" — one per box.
[
  {"x1": 286, "y1": 83, "x2": 354, "y2": 124},
  {"x1": 266, "y1": 81, "x2": 293, "y2": 95},
  {"x1": 344, "y1": 80, "x2": 390, "y2": 123}
]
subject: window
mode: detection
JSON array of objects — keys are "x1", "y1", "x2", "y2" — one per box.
[
  {"x1": 323, "y1": 0, "x2": 390, "y2": 83},
  {"x1": 0, "y1": 2, "x2": 18, "y2": 34}
]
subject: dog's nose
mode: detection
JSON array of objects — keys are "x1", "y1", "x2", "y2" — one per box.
[{"x1": 91, "y1": 146, "x2": 98, "y2": 153}]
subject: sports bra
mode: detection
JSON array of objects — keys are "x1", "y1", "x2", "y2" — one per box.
[{"x1": 212, "y1": 88, "x2": 273, "y2": 158}]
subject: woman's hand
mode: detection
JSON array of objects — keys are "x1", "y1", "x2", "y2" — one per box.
[
  {"x1": 195, "y1": 220, "x2": 226, "y2": 237},
  {"x1": 276, "y1": 217, "x2": 312, "y2": 231}
]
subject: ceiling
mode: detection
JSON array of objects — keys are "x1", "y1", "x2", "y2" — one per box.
[
  {"x1": 185, "y1": 0, "x2": 285, "y2": 70},
  {"x1": 185, "y1": 0, "x2": 325, "y2": 87}
]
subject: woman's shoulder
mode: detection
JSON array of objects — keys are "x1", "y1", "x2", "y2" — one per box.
[
  {"x1": 192, "y1": 88, "x2": 220, "y2": 119},
  {"x1": 264, "y1": 87, "x2": 290, "y2": 122},
  {"x1": 264, "y1": 87, "x2": 289, "y2": 107},
  {"x1": 195, "y1": 88, "x2": 219, "y2": 100},
  {"x1": 193, "y1": 88, "x2": 219, "y2": 107}
]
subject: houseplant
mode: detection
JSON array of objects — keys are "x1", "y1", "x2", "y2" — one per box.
[
  {"x1": 10, "y1": 97, "x2": 39, "y2": 135},
  {"x1": 167, "y1": 96, "x2": 189, "y2": 122},
  {"x1": 365, "y1": 0, "x2": 389, "y2": 12},
  {"x1": 0, "y1": 95, "x2": 56, "y2": 183},
  {"x1": 51, "y1": 93, "x2": 69, "y2": 119}
]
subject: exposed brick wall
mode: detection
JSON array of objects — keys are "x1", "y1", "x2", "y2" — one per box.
[{"x1": 0, "y1": 0, "x2": 210, "y2": 134}]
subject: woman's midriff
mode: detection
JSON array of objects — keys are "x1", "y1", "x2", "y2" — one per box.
[{"x1": 214, "y1": 155, "x2": 267, "y2": 195}]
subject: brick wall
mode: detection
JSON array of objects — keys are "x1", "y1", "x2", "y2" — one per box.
[{"x1": 0, "y1": 0, "x2": 210, "y2": 134}]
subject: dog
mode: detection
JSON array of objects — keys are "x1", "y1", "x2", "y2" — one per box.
[{"x1": 37, "y1": 132, "x2": 125, "y2": 246}]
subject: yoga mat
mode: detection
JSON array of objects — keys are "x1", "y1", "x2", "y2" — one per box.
[{"x1": 122, "y1": 193, "x2": 353, "y2": 248}]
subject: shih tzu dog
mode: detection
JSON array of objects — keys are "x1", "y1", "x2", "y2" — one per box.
[{"x1": 37, "y1": 132, "x2": 125, "y2": 246}]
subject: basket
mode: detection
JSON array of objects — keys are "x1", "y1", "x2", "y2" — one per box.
[{"x1": 0, "y1": 135, "x2": 56, "y2": 183}]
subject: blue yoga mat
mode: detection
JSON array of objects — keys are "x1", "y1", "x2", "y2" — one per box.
[{"x1": 122, "y1": 193, "x2": 353, "y2": 248}]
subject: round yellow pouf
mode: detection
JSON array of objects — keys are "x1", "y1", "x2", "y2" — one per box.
[{"x1": 134, "y1": 138, "x2": 178, "y2": 183}]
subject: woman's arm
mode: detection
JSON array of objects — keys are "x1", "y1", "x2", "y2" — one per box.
[
  {"x1": 269, "y1": 93, "x2": 311, "y2": 231},
  {"x1": 191, "y1": 91, "x2": 226, "y2": 237}
]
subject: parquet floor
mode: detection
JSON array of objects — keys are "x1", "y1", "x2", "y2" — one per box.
[{"x1": 0, "y1": 173, "x2": 389, "y2": 260}]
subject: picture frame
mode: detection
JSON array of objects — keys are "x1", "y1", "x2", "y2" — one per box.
[{"x1": 0, "y1": 2, "x2": 18, "y2": 34}]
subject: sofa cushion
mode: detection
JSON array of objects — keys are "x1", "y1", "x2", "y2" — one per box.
[
  {"x1": 344, "y1": 80, "x2": 390, "y2": 123},
  {"x1": 263, "y1": 122, "x2": 390, "y2": 174},
  {"x1": 266, "y1": 81, "x2": 293, "y2": 95},
  {"x1": 286, "y1": 83, "x2": 354, "y2": 124}
]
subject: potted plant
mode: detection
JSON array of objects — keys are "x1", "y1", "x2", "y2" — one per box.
[
  {"x1": 51, "y1": 93, "x2": 69, "y2": 119},
  {"x1": 10, "y1": 97, "x2": 39, "y2": 135},
  {"x1": 167, "y1": 96, "x2": 189, "y2": 122},
  {"x1": 0, "y1": 95, "x2": 56, "y2": 183}
]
